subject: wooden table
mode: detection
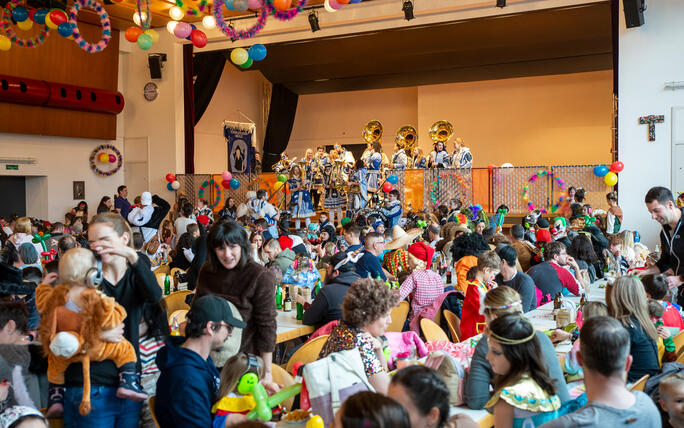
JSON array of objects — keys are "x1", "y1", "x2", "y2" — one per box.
[{"x1": 276, "y1": 310, "x2": 315, "y2": 344}]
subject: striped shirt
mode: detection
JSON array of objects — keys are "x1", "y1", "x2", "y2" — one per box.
[{"x1": 139, "y1": 335, "x2": 165, "y2": 394}]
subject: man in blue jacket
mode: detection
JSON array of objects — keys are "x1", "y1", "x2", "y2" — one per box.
[{"x1": 155, "y1": 295, "x2": 246, "y2": 428}]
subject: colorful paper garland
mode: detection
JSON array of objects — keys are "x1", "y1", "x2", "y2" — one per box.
[
  {"x1": 0, "y1": 0, "x2": 50, "y2": 48},
  {"x1": 198, "y1": 179, "x2": 222, "y2": 208},
  {"x1": 136, "y1": 0, "x2": 152, "y2": 29},
  {"x1": 214, "y1": 0, "x2": 268, "y2": 40},
  {"x1": 89, "y1": 144, "x2": 122, "y2": 177},
  {"x1": 428, "y1": 171, "x2": 469, "y2": 208},
  {"x1": 68, "y1": 0, "x2": 111, "y2": 53},
  {"x1": 265, "y1": 0, "x2": 308, "y2": 20},
  {"x1": 521, "y1": 169, "x2": 566, "y2": 214},
  {"x1": 175, "y1": 0, "x2": 209, "y2": 17}
]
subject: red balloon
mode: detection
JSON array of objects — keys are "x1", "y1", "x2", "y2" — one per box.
[
  {"x1": 273, "y1": 0, "x2": 291, "y2": 10},
  {"x1": 165, "y1": 173, "x2": 176, "y2": 183},
  {"x1": 49, "y1": 9, "x2": 67, "y2": 26},
  {"x1": 337, "y1": 0, "x2": 350, "y2": 3},
  {"x1": 221, "y1": 179, "x2": 230, "y2": 189},
  {"x1": 29, "y1": 9, "x2": 35, "y2": 21},
  {"x1": 190, "y1": 29, "x2": 207, "y2": 48},
  {"x1": 487, "y1": 163, "x2": 497, "y2": 170},
  {"x1": 125, "y1": 27, "x2": 143, "y2": 43},
  {"x1": 382, "y1": 182, "x2": 393, "y2": 193},
  {"x1": 108, "y1": 154, "x2": 116, "y2": 163},
  {"x1": 610, "y1": 161, "x2": 624, "y2": 173}
]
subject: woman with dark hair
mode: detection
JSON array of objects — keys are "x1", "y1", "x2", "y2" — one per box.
[
  {"x1": 568, "y1": 234, "x2": 599, "y2": 283},
  {"x1": 194, "y1": 219, "x2": 278, "y2": 392},
  {"x1": 333, "y1": 391, "x2": 410, "y2": 428},
  {"x1": 451, "y1": 231, "x2": 490, "y2": 293},
  {"x1": 168, "y1": 232, "x2": 195, "y2": 270},
  {"x1": 388, "y1": 366, "x2": 452, "y2": 428},
  {"x1": 97, "y1": 196, "x2": 114, "y2": 214},
  {"x1": 71, "y1": 201, "x2": 88, "y2": 219},
  {"x1": 218, "y1": 197, "x2": 238, "y2": 220}
]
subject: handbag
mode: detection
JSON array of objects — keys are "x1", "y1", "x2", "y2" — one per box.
[{"x1": 302, "y1": 348, "x2": 375, "y2": 426}]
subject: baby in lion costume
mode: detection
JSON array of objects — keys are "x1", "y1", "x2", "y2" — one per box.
[{"x1": 36, "y1": 248, "x2": 147, "y2": 416}]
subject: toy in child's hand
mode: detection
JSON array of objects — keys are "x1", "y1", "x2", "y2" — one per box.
[{"x1": 245, "y1": 383, "x2": 302, "y2": 421}]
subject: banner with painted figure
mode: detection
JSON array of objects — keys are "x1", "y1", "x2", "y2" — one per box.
[{"x1": 224, "y1": 121, "x2": 256, "y2": 174}]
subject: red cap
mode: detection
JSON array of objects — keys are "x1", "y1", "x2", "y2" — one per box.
[
  {"x1": 407, "y1": 242, "x2": 435, "y2": 269},
  {"x1": 279, "y1": 235, "x2": 293, "y2": 250},
  {"x1": 536, "y1": 229, "x2": 552, "y2": 243}
]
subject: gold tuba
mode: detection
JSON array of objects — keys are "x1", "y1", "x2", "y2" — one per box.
[
  {"x1": 429, "y1": 120, "x2": 453, "y2": 145},
  {"x1": 363, "y1": 120, "x2": 383, "y2": 145},
  {"x1": 331, "y1": 159, "x2": 349, "y2": 192},
  {"x1": 395, "y1": 125, "x2": 418, "y2": 153}
]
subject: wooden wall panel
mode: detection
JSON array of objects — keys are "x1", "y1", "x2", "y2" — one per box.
[{"x1": 0, "y1": 21, "x2": 120, "y2": 140}]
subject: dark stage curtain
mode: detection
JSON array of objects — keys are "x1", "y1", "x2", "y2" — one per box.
[
  {"x1": 183, "y1": 44, "x2": 195, "y2": 174},
  {"x1": 263, "y1": 84, "x2": 298, "y2": 172},
  {"x1": 193, "y1": 50, "x2": 226, "y2": 124}
]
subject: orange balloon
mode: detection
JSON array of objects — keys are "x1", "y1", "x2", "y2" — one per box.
[
  {"x1": 337, "y1": 0, "x2": 350, "y2": 3},
  {"x1": 273, "y1": 0, "x2": 291, "y2": 10},
  {"x1": 125, "y1": 27, "x2": 143, "y2": 43}
]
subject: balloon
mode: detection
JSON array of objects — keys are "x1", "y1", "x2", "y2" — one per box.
[
  {"x1": 108, "y1": 154, "x2": 116, "y2": 163},
  {"x1": 277, "y1": 174, "x2": 287, "y2": 182},
  {"x1": 273, "y1": 0, "x2": 291, "y2": 10},
  {"x1": 144, "y1": 29, "x2": 159, "y2": 44},
  {"x1": 166, "y1": 173, "x2": 176, "y2": 182},
  {"x1": 99, "y1": 153, "x2": 109, "y2": 163},
  {"x1": 12, "y1": 7, "x2": 29, "y2": 22},
  {"x1": 234, "y1": 0, "x2": 249, "y2": 11},
  {"x1": 137, "y1": 33, "x2": 153, "y2": 50},
  {"x1": 171, "y1": 180, "x2": 181, "y2": 190},
  {"x1": 190, "y1": 29, "x2": 207, "y2": 48},
  {"x1": 248, "y1": 44, "x2": 267, "y2": 61},
  {"x1": 604, "y1": 172, "x2": 618, "y2": 186},
  {"x1": 174, "y1": 22, "x2": 192, "y2": 39},
  {"x1": 220, "y1": 180, "x2": 230, "y2": 189},
  {"x1": 44, "y1": 14, "x2": 57, "y2": 29},
  {"x1": 593, "y1": 165, "x2": 609, "y2": 177},
  {"x1": 167, "y1": 182, "x2": 174, "y2": 191},
  {"x1": 239, "y1": 58, "x2": 253, "y2": 69},
  {"x1": 329, "y1": 0, "x2": 343, "y2": 9},
  {"x1": 56, "y1": 22, "x2": 72, "y2": 37},
  {"x1": 307, "y1": 415, "x2": 324, "y2": 428},
  {"x1": 246, "y1": 384, "x2": 302, "y2": 421},
  {"x1": 221, "y1": 171, "x2": 232, "y2": 181},
  {"x1": 349, "y1": 0, "x2": 362, "y2": 3},
  {"x1": 49, "y1": 9, "x2": 67, "y2": 26},
  {"x1": 336, "y1": 0, "x2": 350, "y2": 3},
  {"x1": 229, "y1": 178, "x2": 240, "y2": 189},
  {"x1": 382, "y1": 182, "x2": 393, "y2": 193},
  {"x1": 386, "y1": 174, "x2": 399, "y2": 185},
  {"x1": 230, "y1": 48, "x2": 249, "y2": 65},
  {"x1": 271, "y1": 181, "x2": 285, "y2": 193},
  {"x1": 17, "y1": 19, "x2": 33, "y2": 31},
  {"x1": 185, "y1": 23, "x2": 197, "y2": 41},
  {"x1": 125, "y1": 26, "x2": 143, "y2": 42},
  {"x1": 610, "y1": 161, "x2": 624, "y2": 173},
  {"x1": 0, "y1": 36, "x2": 10, "y2": 51},
  {"x1": 248, "y1": 0, "x2": 263, "y2": 8},
  {"x1": 225, "y1": 0, "x2": 234, "y2": 9},
  {"x1": 33, "y1": 8, "x2": 48, "y2": 24},
  {"x1": 501, "y1": 162, "x2": 513, "y2": 168}
]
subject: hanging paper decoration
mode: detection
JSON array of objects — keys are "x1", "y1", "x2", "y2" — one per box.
[
  {"x1": 264, "y1": 0, "x2": 307, "y2": 20},
  {"x1": 214, "y1": 0, "x2": 268, "y2": 40},
  {"x1": 89, "y1": 144, "x2": 122, "y2": 176},
  {"x1": 175, "y1": 0, "x2": 209, "y2": 16},
  {"x1": 198, "y1": 179, "x2": 222, "y2": 208},
  {"x1": 68, "y1": 0, "x2": 111, "y2": 53},
  {"x1": 136, "y1": 0, "x2": 152, "y2": 30},
  {"x1": 521, "y1": 170, "x2": 566, "y2": 214},
  {"x1": 0, "y1": 0, "x2": 50, "y2": 48}
]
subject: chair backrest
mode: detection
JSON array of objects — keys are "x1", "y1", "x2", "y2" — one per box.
[
  {"x1": 478, "y1": 413, "x2": 494, "y2": 428},
  {"x1": 285, "y1": 334, "x2": 329, "y2": 374},
  {"x1": 421, "y1": 318, "x2": 450, "y2": 342},
  {"x1": 442, "y1": 309, "x2": 461, "y2": 343},
  {"x1": 629, "y1": 374, "x2": 649, "y2": 392},
  {"x1": 674, "y1": 330, "x2": 684, "y2": 356},
  {"x1": 318, "y1": 268, "x2": 327, "y2": 284},
  {"x1": 387, "y1": 301, "x2": 410, "y2": 333},
  {"x1": 678, "y1": 350, "x2": 684, "y2": 365},
  {"x1": 271, "y1": 363, "x2": 297, "y2": 411},
  {"x1": 155, "y1": 272, "x2": 167, "y2": 289},
  {"x1": 164, "y1": 290, "x2": 192, "y2": 315},
  {"x1": 148, "y1": 396, "x2": 161, "y2": 428}
]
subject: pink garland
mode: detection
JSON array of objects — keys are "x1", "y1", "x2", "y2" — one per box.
[
  {"x1": 264, "y1": 0, "x2": 307, "y2": 21},
  {"x1": 214, "y1": 0, "x2": 268, "y2": 40}
]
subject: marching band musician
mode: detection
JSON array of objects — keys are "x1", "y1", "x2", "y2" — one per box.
[
  {"x1": 380, "y1": 189, "x2": 403, "y2": 227},
  {"x1": 305, "y1": 149, "x2": 323, "y2": 209},
  {"x1": 451, "y1": 137, "x2": 473, "y2": 169},
  {"x1": 322, "y1": 159, "x2": 345, "y2": 225},
  {"x1": 334, "y1": 143, "x2": 355, "y2": 166},
  {"x1": 365, "y1": 141, "x2": 383, "y2": 193},
  {"x1": 288, "y1": 162, "x2": 316, "y2": 229},
  {"x1": 391, "y1": 140, "x2": 408, "y2": 170},
  {"x1": 429, "y1": 141, "x2": 451, "y2": 168},
  {"x1": 348, "y1": 159, "x2": 369, "y2": 213},
  {"x1": 273, "y1": 152, "x2": 292, "y2": 174},
  {"x1": 411, "y1": 147, "x2": 428, "y2": 168}
]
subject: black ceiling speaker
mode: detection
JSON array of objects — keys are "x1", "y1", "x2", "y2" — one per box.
[
  {"x1": 623, "y1": 0, "x2": 646, "y2": 28},
  {"x1": 148, "y1": 53, "x2": 167, "y2": 80}
]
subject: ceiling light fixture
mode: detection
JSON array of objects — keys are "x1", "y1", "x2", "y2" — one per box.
[
  {"x1": 169, "y1": 6, "x2": 184, "y2": 21},
  {"x1": 402, "y1": 0, "x2": 414, "y2": 21},
  {"x1": 166, "y1": 20, "x2": 178, "y2": 34},
  {"x1": 308, "y1": 11, "x2": 320, "y2": 32},
  {"x1": 496, "y1": 0, "x2": 506, "y2": 7},
  {"x1": 132, "y1": 11, "x2": 147, "y2": 26},
  {"x1": 202, "y1": 15, "x2": 216, "y2": 29}
]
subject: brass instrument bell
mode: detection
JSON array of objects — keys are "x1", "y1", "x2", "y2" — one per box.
[
  {"x1": 363, "y1": 120, "x2": 383, "y2": 145},
  {"x1": 429, "y1": 120, "x2": 453, "y2": 144},
  {"x1": 395, "y1": 125, "x2": 418, "y2": 153}
]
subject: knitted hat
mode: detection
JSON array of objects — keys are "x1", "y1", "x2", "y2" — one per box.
[
  {"x1": 373, "y1": 219, "x2": 384, "y2": 232},
  {"x1": 407, "y1": 242, "x2": 435, "y2": 269},
  {"x1": 536, "y1": 229, "x2": 552, "y2": 243},
  {"x1": 536, "y1": 218, "x2": 549, "y2": 229},
  {"x1": 279, "y1": 235, "x2": 293, "y2": 250}
]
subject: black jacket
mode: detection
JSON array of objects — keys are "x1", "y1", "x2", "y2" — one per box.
[
  {"x1": 142, "y1": 195, "x2": 171, "y2": 230},
  {"x1": 303, "y1": 270, "x2": 361, "y2": 327},
  {"x1": 656, "y1": 209, "x2": 684, "y2": 305}
]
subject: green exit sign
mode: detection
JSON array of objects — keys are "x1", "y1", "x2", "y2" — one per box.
[{"x1": 5, "y1": 165, "x2": 18, "y2": 170}]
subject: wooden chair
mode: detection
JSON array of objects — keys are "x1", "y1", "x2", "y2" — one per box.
[
  {"x1": 674, "y1": 330, "x2": 684, "y2": 356},
  {"x1": 442, "y1": 309, "x2": 461, "y2": 342},
  {"x1": 478, "y1": 413, "x2": 494, "y2": 428},
  {"x1": 420, "y1": 318, "x2": 450, "y2": 342},
  {"x1": 155, "y1": 272, "x2": 168, "y2": 289},
  {"x1": 164, "y1": 290, "x2": 192, "y2": 315},
  {"x1": 387, "y1": 301, "x2": 410, "y2": 333},
  {"x1": 318, "y1": 268, "x2": 327, "y2": 284},
  {"x1": 629, "y1": 374, "x2": 649, "y2": 392},
  {"x1": 271, "y1": 363, "x2": 297, "y2": 411},
  {"x1": 149, "y1": 396, "x2": 161, "y2": 428},
  {"x1": 285, "y1": 334, "x2": 329, "y2": 374}
]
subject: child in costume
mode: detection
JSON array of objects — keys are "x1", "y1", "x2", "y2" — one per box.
[
  {"x1": 485, "y1": 315, "x2": 561, "y2": 427},
  {"x1": 365, "y1": 141, "x2": 383, "y2": 193},
  {"x1": 36, "y1": 248, "x2": 146, "y2": 416},
  {"x1": 460, "y1": 251, "x2": 501, "y2": 340},
  {"x1": 212, "y1": 353, "x2": 265, "y2": 428},
  {"x1": 283, "y1": 254, "x2": 322, "y2": 296},
  {"x1": 648, "y1": 300, "x2": 677, "y2": 363},
  {"x1": 322, "y1": 161, "x2": 345, "y2": 225},
  {"x1": 287, "y1": 164, "x2": 315, "y2": 230},
  {"x1": 380, "y1": 190, "x2": 403, "y2": 228},
  {"x1": 348, "y1": 159, "x2": 369, "y2": 213}
]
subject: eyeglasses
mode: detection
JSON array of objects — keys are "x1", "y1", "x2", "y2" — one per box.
[{"x1": 216, "y1": 322, "x2": 234, "y2": 334}]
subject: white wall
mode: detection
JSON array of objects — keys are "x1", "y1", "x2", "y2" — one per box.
[{"x1": 618, "y1": 0, "x2": 684, "y2": 247}]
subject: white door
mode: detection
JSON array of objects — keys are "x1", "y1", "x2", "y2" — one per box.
[{"x1": 124, "y1": 137, "x2": 149, "y2": 201}]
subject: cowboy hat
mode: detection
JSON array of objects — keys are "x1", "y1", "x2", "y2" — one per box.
[{"x1": 385, "y1": 226, "x2": 423, "y2": 251}]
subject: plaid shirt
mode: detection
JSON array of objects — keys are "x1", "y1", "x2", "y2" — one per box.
[{"x1": 399, "y1": 269, "x2": 444, "y2": 321}]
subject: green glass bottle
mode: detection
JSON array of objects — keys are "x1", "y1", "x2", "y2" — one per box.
[
  {"x1": 164, "y1": 274, "x2": 171, "y2": 296},
  {"x1": 276, "y1": 284, "x2": 283, "y2": 310},
  {"x1": 296, "y1": 289, "x2": 304, "y2": 320}
]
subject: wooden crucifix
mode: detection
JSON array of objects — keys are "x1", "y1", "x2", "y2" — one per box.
[{"x1": 639, "y1": 115, "x2": 665, "y2": 141}]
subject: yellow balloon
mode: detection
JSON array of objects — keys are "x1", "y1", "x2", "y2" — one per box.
[
  {"x1": 17, "y1": 19, "x2": 33, "y2": 31},
  {"x1": 144, "y1": 29, "x2": 159, "y2": 44},
  {"x1": 306, "y1": 415, "x2": 324, "y2": 428},
  {"x1": 99, "y1": 153, "x2": 109, "y2": 163},
  {"x1": 0, "y1": 35, "x2": 10, "y2": 51},
  {"x1": 230, "y1": 48, "x2": 249, "y2": 65},
  {"x1": 44, "y1": 15, "x2": 58, "y2": 30},
  {"x1": 604, "y1": 172, "x2": 618, "y2": 186}
]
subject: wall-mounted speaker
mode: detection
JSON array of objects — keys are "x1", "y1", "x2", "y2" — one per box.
[
  {"x1": 623, "y1": 0, "x2": 645, "y2": 28},
  {"x1": 148, "y1": 53, "x2": 167, "y2": 80}
]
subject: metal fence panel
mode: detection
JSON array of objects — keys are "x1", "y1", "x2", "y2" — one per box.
[
  {"x1": 492, "y1": 166, "x2": 548, "y2": 214},
  {"x1": 175, "y1": 174, "x2": 210, "y2": 206},
  {"x1": 386, "y1": 168, "x2": 406, "y2": 208},
  {"x1": 423, "y1": 168, "x2": 473, "y2": 211},
  {"x1": 551, "y1": 165, "x2": 609, "y2": 211}
]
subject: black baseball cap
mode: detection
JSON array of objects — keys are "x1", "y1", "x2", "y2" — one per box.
[{"x1": 187, "y1": 295, "x2": 246, "y2": 329}]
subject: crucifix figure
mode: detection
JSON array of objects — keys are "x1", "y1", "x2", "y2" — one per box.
[{"x1": 639, "y1": 115, "x2": 665, "y2": 141}]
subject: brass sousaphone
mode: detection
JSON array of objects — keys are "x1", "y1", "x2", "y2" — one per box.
[
  {"x1": 429, "y1": 120, "x2": 453, "y2": 146},
  {"x1": 395, "y1": 125, "x2": 418, "y2": 153},
  {"x1": 363, "y1": 120, "x2": 383, "y2": 145}
]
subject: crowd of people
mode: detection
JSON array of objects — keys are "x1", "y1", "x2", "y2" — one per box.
[{"x1": 1, "y1": 179, "x2": 684, "y2": 428}]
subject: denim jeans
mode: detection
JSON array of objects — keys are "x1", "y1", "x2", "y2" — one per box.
[{"x1": 64, "y1": 385, "x2": 142, "y2": 428}]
